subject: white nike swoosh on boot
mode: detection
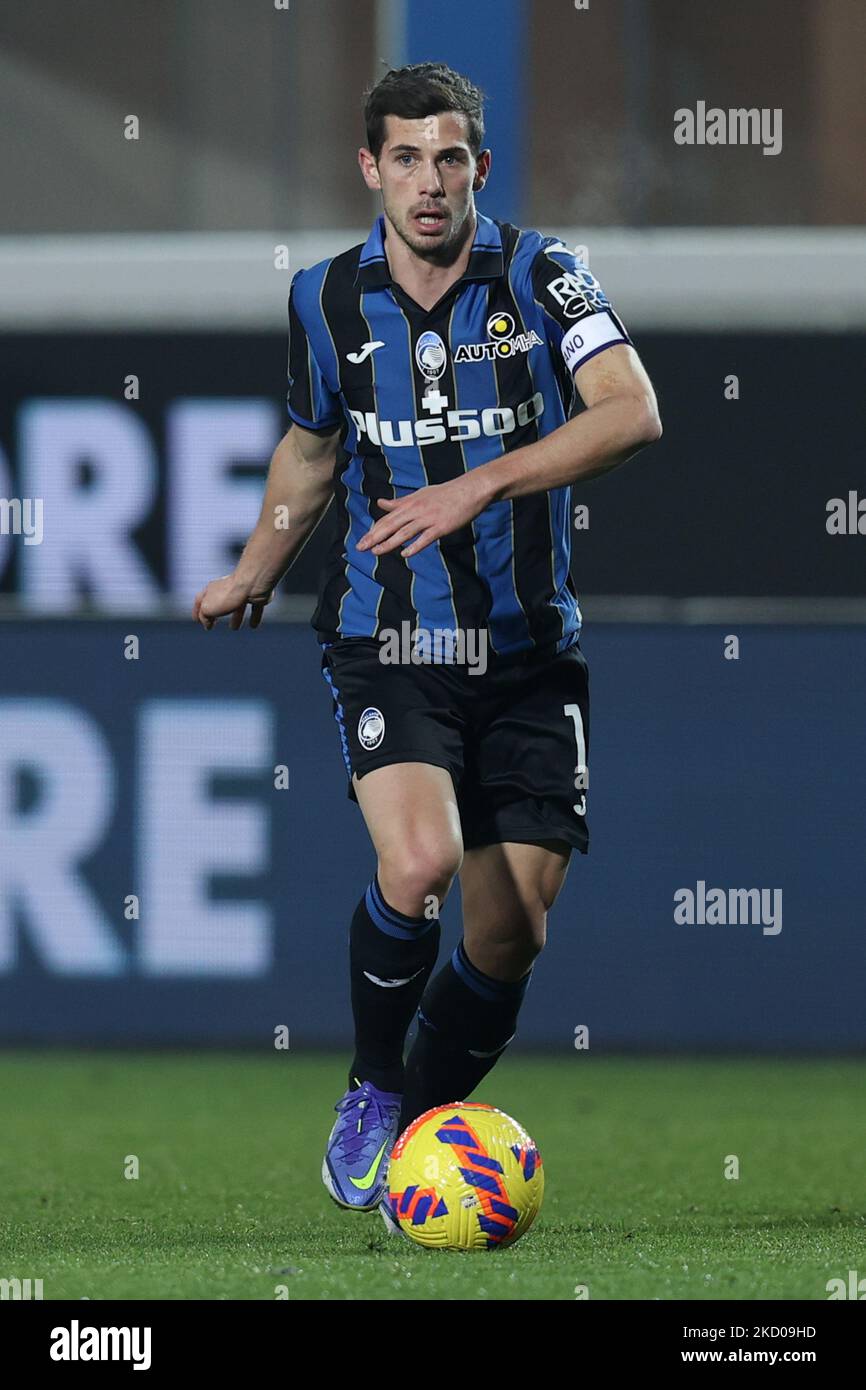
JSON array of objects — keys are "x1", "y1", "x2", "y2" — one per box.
[{"x1": 361, "y1": 967, "x2": 425, "y2": 989}]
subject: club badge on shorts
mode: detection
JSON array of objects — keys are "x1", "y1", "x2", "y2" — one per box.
[{"x1": 358, "y1": 706, "x2": 385, "y2": 750}]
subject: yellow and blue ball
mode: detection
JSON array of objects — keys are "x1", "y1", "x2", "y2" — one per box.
[{"x1": 387, "y1": 1102, "x2": 544, "y2": 1251}]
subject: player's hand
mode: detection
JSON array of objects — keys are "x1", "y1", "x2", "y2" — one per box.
[
  {"x1": 357, "y1": 474, "x2": 490, "y2": 558},
  {"x1": 192, "y1": 574, "x2": 273, "y2": 631}
]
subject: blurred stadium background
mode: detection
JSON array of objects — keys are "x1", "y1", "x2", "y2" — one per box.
[{"x1": 1, "y1": 0, "x2": 864, "y2": 1060}]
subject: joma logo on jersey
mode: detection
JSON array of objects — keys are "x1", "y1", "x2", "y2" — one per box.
[
  {"x1": 348, "y1": 391, "x2": 545, "y2": 448},
  {"x1": 454, "y1": 311, "x2": 543, "y2": 363}
]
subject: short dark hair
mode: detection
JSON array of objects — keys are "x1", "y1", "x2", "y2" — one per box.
[{"x1": 363, "y1": 62, "x2": 486, "y2": 161}]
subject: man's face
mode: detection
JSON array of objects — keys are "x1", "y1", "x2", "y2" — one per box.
[{"x1": 360, "y1": 111, "x2": 490, "y2": 263}]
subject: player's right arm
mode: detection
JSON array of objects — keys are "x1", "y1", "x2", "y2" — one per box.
[
  {"x1": 194, "y1": 266, "x2": 343, "y2": 631},
  {"x1": 192, "y1": 420, "x2": 340, "y2": 630}
]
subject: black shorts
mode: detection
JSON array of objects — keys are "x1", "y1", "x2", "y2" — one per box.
[{"x1": 319, "y1": 634, "x2": 590, "y2": 853}]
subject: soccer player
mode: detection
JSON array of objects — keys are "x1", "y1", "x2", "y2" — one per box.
[{"x1": 193, "y1": 63, "x2": 661, "y2": 1231}]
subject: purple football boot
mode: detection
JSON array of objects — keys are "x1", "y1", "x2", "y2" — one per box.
[{"x1": 322, "y1": 1076, "x2": 403, "y2": 1211}]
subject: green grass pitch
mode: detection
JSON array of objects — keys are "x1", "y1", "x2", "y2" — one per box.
[{"x1": 1, "y1": 1052, "x2": 862, "y2": 1300}]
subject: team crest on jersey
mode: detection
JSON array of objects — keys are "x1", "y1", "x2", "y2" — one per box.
[
  {"x1": 358, "y1": 706, "x2": 385, "y2": 750},
  {"x1": 454, "y1": 311, "x2": 542, "y2": 364},
  {"x1": 415, "y1": 331, "x2": 447, "y2": 382}
]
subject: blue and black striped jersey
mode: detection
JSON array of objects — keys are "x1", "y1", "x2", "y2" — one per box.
[{"x1": 287, "y1": 212, "x2": 631, "y2": 657}]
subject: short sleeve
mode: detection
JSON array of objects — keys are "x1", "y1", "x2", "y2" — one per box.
[
  {"x1": 531, "y1": 239, "x2": 632, "y2": 378},
  {"x1": 287, "y1": 270, "x2": 342, "y2": 433}
]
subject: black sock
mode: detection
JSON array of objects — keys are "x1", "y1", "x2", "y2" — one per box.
[
  {"x1": 400, "y1": 938, "x2": 533, "y2": 1130},
  {"x1": 347, "y1": 875, "x2": 441, "y2": 1095}
]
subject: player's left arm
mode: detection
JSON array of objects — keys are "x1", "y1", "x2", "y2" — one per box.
[
  {"x1": 358, "y1": 343, "x2": 660, "y2": 557},
  {"x1": 358, "y1": 245, "x2": 661, "y2": 558},
  {"x1": 482, "y1": 341, "x2": 661, "y2": 501}
]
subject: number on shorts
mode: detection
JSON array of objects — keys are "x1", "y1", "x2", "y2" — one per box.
[{"x1": 563, "y1": 702, "x2": 588, "y2": 816}]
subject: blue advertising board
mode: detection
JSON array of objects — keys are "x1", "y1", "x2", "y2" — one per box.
[{"x1": 1, "y1": 620, "x2": 863, "y2": 1049}]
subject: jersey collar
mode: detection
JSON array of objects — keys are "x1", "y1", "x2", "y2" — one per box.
[{"x1": 354, "y1": 210, "x2": 503, "y2": 290}]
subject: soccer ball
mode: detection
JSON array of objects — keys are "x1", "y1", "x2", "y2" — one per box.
[{"x1": 387, "y1": 1102, "x2": 544, "y2": 1251}]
